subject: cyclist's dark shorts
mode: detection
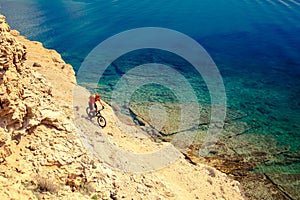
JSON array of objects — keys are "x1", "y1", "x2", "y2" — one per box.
[{"x1": 89, "y1": 102, "x2": 93, "y2": 110}]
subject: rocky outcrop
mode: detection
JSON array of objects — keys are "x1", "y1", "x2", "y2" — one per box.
[
  {"x1": 0, "y1": 14, "x2": 26, "y2": 145},
  {"x1": 0, "y1": 14, "x2": 246, "y2": 199}
]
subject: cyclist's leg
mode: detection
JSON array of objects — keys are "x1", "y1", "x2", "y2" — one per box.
[
  {"x1": 94, "y1": 102, "x2": 98, "y2": 112},
  {"x1": 95, "y1": 101, "x2": 101, "y2": 112}
]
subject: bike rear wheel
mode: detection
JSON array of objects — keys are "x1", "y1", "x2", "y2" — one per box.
[
  {"x1": 97, "y1": 115, "x2": 106, "y2": 128},
  {"x1": 86, "y1": 107, "x2": 95, "y2": 118}
]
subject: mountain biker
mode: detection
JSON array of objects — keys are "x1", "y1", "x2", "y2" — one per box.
[{"x1": 94, "y1": 94, "x2": 104, "y2": 112}]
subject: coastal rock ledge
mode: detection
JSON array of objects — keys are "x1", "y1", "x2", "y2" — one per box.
[{"x1": 0, "y1": 14, "x2": 245, "y2": 200}]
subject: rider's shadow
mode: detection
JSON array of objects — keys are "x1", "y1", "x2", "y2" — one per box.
[{"x1": 86, "y1": 114, "x2": 98, "y2": 126}]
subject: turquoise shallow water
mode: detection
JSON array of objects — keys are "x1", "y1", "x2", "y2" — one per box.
[{"x1": 1, "y1": 0, "x2": 299, "y2": 174}]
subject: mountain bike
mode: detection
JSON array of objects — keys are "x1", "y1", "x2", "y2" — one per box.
[{"x1": 86, "y1": 106, "x2": 106, "y2": 128}]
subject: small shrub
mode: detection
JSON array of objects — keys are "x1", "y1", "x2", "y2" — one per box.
[
  {"x1": 36, "y1": 176, "x2": 57, "y2": 194},
  {"x1": 91, "y1": 194, "x2": 98, "y2": 200},
  {"x1": 80, "y1": 181, "x2": 96, "y2": 195}
]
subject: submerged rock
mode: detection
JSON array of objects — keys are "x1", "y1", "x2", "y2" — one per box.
[{"x1": 129, "y1": 100, "x2": 300, "y2": 199}]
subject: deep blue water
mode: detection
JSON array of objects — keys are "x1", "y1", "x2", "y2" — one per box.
[{"x1": 1, "y1": 0, "x2": 300, "y2": 171}]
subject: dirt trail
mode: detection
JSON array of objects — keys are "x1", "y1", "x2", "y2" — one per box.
[{"x1": 73, "y1": 85, "x2": 245, "y2": 199}]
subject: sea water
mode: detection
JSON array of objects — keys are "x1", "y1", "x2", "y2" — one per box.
[{"x1": 1, "y1": 0, "x2": 299, "y2": 175}]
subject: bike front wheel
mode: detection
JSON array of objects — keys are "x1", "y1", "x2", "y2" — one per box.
[{"x1": 97, "y1": 115, "x2": 106, "y2": 128}]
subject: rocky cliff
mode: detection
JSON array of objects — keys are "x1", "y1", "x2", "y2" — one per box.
[
  {"x1": 0, "y1": 14, "x2": 102, "y2": 199},
  {"x1": 0, "y1": 14, "x2": 245, "y2": 200}
]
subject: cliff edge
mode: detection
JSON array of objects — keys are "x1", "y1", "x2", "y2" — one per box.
[{"x1": 0, "y1": 14, "x2": 245, "y2": 200}]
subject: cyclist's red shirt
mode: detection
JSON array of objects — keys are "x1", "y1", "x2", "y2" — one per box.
[{"x1": 89, "y1": 96, "x2": 95, "y2": 104}]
